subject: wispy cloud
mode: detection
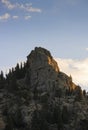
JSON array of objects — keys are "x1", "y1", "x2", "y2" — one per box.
[
  {"x1": 55, "y1": 58, "x2": 88, "y2": 90},
  {"x1": 1, "y1": 0, "x2": 41, "y2": 21},
  {"x1": 25, "y1": 15, "x2": 31, "y2": 20},
  {"x1": 1, "y1": 0, "x2": 42, "y2": 13},
  {"x1": 12, "y1": 15, "x2": 19, "y2": 19},
  {"x1": 18, "y1": 3, "x2": 42, "y2": 13},
  {"x1": 0, "y1": 13, "x2": 10, "y2": 20},
  {"x1": 25, "y1": 6, "x2": 41, "y2": 13},
  {"x1": 1, "y1": 0, "x2": 16, "y2": 9}
]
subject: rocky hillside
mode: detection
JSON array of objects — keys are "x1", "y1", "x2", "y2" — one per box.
[{"x1": 0, "y1": 47, "x2": 88, "y2": 130}]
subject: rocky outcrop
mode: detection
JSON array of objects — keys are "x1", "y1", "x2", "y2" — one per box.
[
  {"x1": 27, "y1": 47, "x2": 59, "y2": 72},
  {"x1": 1, "y1": 47, "x2": 88, "y2": 130},
  {"x1": 26, "y1": 47, "x2": 59, "y2": 88}
]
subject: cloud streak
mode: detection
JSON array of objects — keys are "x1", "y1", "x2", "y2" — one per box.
[
  {"x1": 12, "y1": 15, "x2": 19, "y2": 19},
  {"x1": 55, "y1": 58, "x2": 88, "y2": 91},
  {"x1": 25, "y1": 15, "x2": 31, "y2": 20},
  {"x1": 18, "y1": 3, "x2": 41, "y2": 13},
  {"x1": 1, "y1": 0, "x2": 42, "y2": 13}
]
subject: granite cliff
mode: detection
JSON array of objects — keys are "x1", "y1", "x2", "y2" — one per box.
[{"x1": 0, "y1": 47, "x2": 88, "y2": 130}]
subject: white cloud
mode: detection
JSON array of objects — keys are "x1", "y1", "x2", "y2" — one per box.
[
  {"x1": 0, "y1": 13, "x2": 10, "y2": 20},
  {"x1": 55, "y1": 58, "x2": 88, "y2": 91},
  {"x1": 12, "y1": 15, "x2": 19, "y2": 19},
  {"x1": 25, "y1": 15, "x2": 31, "y2": 20},
  {"x1": 86, "y1": 48, "x2": 88, "y2": 51}
]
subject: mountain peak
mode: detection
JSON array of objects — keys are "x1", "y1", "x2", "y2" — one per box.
[
  {"x1": 27, "y1": 47, "x2": 59, "y2": 72},
  {"x1": 27, "y1": 47, "x2": 52, "y2": 58}
]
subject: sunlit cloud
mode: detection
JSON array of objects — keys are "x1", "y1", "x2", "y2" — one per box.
[
  {"x1": 55, "y1": 58, "x2": 88, "y2": 90},
  {"x1": 0, "y1": 13, "x2": 10, "y2": 20},
  {"x1": 25, "y1": 15, "x2": 31, "y2": 20}
]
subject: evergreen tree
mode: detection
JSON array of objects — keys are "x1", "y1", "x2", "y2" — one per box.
[
  {"x1": 0, "y1": 70, "x2": 4, "y2": 80},
  {"x1": 83, "y1": 90, "x2": 86, "y2": 97},
  {"x1": 75, "y1": 86, "x2": 83, "y2": 101}
]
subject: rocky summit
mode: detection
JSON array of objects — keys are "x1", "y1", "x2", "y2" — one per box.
[
  {"x1": 0, "y1": 47, "x2": 88, "y2": 130},
  {"x1": 26, "y1": 47, "x2": 59, "y2": 92}
]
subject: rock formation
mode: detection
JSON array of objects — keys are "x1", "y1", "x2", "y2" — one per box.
[{"x1": 0, "y1": 47, "x2": 88, "y2": 130}]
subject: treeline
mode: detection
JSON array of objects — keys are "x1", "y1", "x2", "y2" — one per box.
[{"x1": 0, "y1": 62, "x2": 27, "y2": 90}]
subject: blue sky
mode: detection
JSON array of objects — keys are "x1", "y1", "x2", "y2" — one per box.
[{"x1": 0, "y1": 0, "x2": 88, "y2": 89}]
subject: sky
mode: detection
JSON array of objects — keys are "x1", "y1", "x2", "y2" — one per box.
[{"x1": 0, "y1": 0, "x2": 88, "y2": 90}]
